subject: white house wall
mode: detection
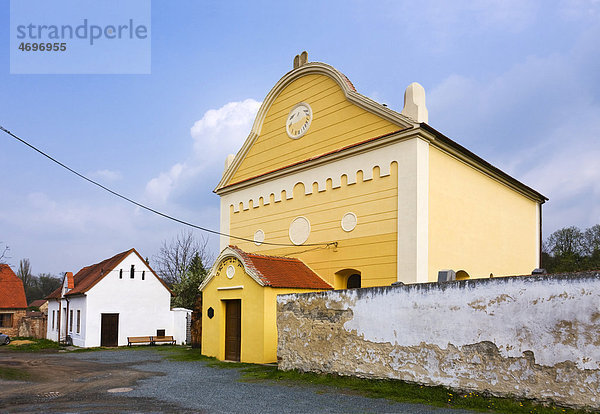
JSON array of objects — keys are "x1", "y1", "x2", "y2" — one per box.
[
  {"x1": 66, "y1": 296, "x2": 86, "y2": 347},
  {"x1": 83, "y1": 252, "x2": 177, "y2": 347},
  {"x1": 46, "y1": 300, "x2": 59, "y2": 341}
]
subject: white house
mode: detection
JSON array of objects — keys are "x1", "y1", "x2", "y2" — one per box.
[{"x1": 46, "y1": 248, "x2": 190, "y2": 347}]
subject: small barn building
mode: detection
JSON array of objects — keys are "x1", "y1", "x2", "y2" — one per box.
[
  {"x1": 0, "y1": 264, "x2": 28, "y2": 338},
  {"x1": 46, "y1": 248, "x2": 190, "y2": 347}
]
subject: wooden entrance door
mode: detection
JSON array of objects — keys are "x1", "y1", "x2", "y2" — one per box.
[
  {"x1": 224, "y1": 300, "x2": 241, "y2": 361},
  {"x1": 100, "y1": 313, "x2": 119, "y2": 347}
]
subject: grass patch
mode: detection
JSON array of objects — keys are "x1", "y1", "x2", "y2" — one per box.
[
  {"x1": 0, "y1": 366, "x2": 32, "y2": 381},
  {"x1": 155, "y1": 347, "x2": 591, "y2": 414},
  {"x1": 2, "y1": 338, "x2": 63, "y2": 352},
  {"x1": 238, "y1": 367, "x2": 591, "y2": 414}
]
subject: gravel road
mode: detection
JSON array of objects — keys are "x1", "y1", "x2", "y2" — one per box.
[
  {"x1": 69, "y1": 349, "x2": 476, "y2": 414},
  {"x1": 1, "y1": 348, "x2": 478, "y2": 413}
]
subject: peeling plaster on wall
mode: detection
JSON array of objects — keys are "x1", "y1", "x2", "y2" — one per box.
[{"x1": 277, "y1": 272, "x2": 600, "y2": 409}]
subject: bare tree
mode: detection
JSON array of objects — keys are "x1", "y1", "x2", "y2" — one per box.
[
  {"x1": 0, "y1": 242, "x2": 9, "y2": 264},
  {"x1": 153, "y1": 230, "x2": 212, "y2": 287}
]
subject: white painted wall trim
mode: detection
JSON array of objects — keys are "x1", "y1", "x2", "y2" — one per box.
[
  {"x1": 222, "y1": 135, "x2": 419, "y2": 214},
  {"x1": 217, "y1": 285, "x2": 244, "y2": 291}
]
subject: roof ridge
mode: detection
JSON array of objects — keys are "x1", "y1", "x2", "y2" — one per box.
[{"x1": 228, "y1": 245, "x2": 301, "y2": 262}]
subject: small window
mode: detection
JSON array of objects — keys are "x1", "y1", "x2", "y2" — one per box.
[
  {"x1": 156, "y1": 329, "x2": 165, "y2": 336},
  {"x1": 142, "y1": 270, "x2": 145, "y2": 280},
  {"x1": 52, "y1": 310, "x2": 55, "y2": 330},
  {"x1": 347, "y1": 274, "x2": 361, "y2": 289},
  {"x1": 119, "y1": 269, "x2": 123, "y2": 279},
  {"x1": 0, "y1": 313, "x2": 13, "y2": 328},
  {"x1": 130, "y1": 264, "x2": 135, "y2": 279},
  {"x1": 69, "y1": 309, "x2": 73, "y2": 332},
  {"x1": 76, "y1": 310, "x2": 81, "y2": 333}
]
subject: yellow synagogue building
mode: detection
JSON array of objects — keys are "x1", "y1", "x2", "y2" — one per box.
[{"x1": 199, "y1": 52, "x2": 547, "y2": 363}]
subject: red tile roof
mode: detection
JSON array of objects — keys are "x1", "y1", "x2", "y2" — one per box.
[
  {"x1": 229, "y1": 246, "x2": 332, "y2": 290},
  {"x1": 46, "y1": 248, "x2": 171, "y2": 300},
  {"x1": 0, "y1": 264, "x2": 28, "y2": 309},
  {"x1": 29, "y1": 299, "x2": 47, "y2": 308}
]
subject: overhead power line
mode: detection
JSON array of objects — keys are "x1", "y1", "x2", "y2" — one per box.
[{"x1": 0, "y1": 125, "x2": 336, "y2": 248}]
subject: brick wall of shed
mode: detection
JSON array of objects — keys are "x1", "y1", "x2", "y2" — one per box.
[
  {"x1": 0, "y1": 309, "x2": 26, "y2": 337},
  {"x1": 277, "y1": 272, "x2": 600, "y2": 410},
  {"x1": 18, "y1": 312, "x2": 47, "y2": 339}
]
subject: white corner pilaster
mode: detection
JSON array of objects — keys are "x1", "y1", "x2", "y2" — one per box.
[
  {"x1": 397, "y1": 137, "x2": 429, "y2": 283},
  {"x1": 219, "y1": 196, "x2": 231, "y2": 251}
]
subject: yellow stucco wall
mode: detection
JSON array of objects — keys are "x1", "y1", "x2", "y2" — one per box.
[
  {"x1": 228, "y1": 163, "x2": 399, "y2": 288},
  {"x1": 228, "y1": 74, "x2": 400, "y2": 185},
  {"x1": 201, "y1": 256, "x2": 327, "y2": 363},
  {"x1": 428, "y1": 146, "x2": 539, "y2": 281}
]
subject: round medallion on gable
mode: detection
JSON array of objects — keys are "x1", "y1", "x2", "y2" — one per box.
[
  {"x1": 341, "y1": 212, "x2": 357, "y2": 232},
  {"x1": 286, "y1": 102, "x2": 313, "y2": 139},
  {"x1": 226, "y1": 265, "x2": 235, "y2": 279},
  {"x1": 289, "y1": 216, "x2": 311, "y2": 245},
  {"x1": 254, "y1": 229, "x2": 265, "y2": 246}
]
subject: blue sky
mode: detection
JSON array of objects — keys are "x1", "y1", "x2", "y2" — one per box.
[{"x1": 1, "y1": 0, "x2": 599, "y2": 275}]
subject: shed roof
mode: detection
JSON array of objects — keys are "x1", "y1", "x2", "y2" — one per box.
[
  {"x1": 224, "y1": 246, "x2": 332, "y2": 290},
  {"x1": 0, "y1": 264, "x2": 28, "y2": 309}
]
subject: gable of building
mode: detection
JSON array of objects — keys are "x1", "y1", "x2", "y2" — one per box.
[
  {"x1": 217, "y1": 62, "x2": 415, "y2": 191},
  {"x1": 200, "y1": 245, "x2": 332, "y2": 291},
  {"x1": 46, "y1": 248, "x2": 171, "y2": 300}
]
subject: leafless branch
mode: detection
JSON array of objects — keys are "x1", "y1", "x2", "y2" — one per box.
[{"x1": 153, "y1": 230, "x2": 212, "y2": 286}]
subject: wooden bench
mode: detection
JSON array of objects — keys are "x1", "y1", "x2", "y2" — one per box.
[
  {"x1": 127, "y1": 336, "x2": 153, "y2": 346},
  {"x1": 152, "y1": 335, "x2": 175, "y2": 345}
]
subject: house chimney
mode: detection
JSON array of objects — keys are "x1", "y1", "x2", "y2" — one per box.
[
  {"x1": 224, "y1": 154, "x2": 235, "y2": 174},
  {"x1": 400, "y1": 82, "x2": 429, "y2": 123},
  {"x1": 293, "y1": 51, "x2": 308, "y2": 69}
]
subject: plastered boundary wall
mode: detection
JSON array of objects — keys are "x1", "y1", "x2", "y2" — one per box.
[{"x1": 277, "y1": 272, "x2": 600, "y2": 409}]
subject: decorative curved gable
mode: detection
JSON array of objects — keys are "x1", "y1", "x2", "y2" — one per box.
[{"x1": 216, "y1": 62, "x2": 415, "y2": 191}]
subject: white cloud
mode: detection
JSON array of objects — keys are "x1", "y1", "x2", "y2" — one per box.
[
  {"x1": 145, "y1": 99, "x2": 261, "y2": 205},
  {"x1": 90, "y1": 169, "x2": 122, "y2": 182}
]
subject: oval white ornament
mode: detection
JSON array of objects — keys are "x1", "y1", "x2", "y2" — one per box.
[
  {"x1": 341, "y1": 212, "x2": 357, "y2": 232},
  {"x1": 289, "y1": 216, "x2": 311, "y2": 245},
  {"x1": 226, "y1": 265, "x2": 235, "y2": 279},
  {"x1": 254, "y1": 229, "x2": 265, "y2": 246},
  {"x1": 286, "y1": 102, "x2": 313, "y2": 139}
]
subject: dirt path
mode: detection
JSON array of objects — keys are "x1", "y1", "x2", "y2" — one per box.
[{"x1": 0, "y1": 351, "x2": 192, "y2": 413}]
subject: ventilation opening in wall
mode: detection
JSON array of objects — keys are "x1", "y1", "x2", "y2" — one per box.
[
  {"x1": 334, "y1": 269, "x2": 362, "y2": 290},
  {"x1": 456, "y1": 270, "x2": 470, "y2": 280}
]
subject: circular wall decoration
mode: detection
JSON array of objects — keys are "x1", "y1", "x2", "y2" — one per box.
[
  {"x1": 341, "y1": 212, "x2": 358, "y2": 232},
  {"x1": 226, "y1": 265, "x2": 235, "y2": 279},
  {"x1": 254, "y1": 229, "x2": 265, "y2": 246},
  {"x1": 286, "y1": 102, "x2": 313, "y2": 139},
  {"x1": 289, "y1": 216, "x2": 311, "y2": 245}
]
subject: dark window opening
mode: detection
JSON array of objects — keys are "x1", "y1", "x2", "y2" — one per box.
[
  {"x1": 0, "y1": 313, "x2": 13, "y2": 328},
  {"x1": 76, "y1": 310, "x2": 81, "y2": 333},
  {"x1": 347, "y1": 274, "x2": 361, "y2": 289},
  {"x1": 69, "y1": 309, "x2": 73, "y2": 332},
  {"x1": 142, "y1": 270, "x2": 145, "y2": 280},
  {"x1": 157, "y1": 329, "x2": 166, "y2": 336},
  {"x1": 130, "y1": 264, "x2": 135, "y2": 279},
  {"x1": 119, "y1": 269, "x2": 123, "y2": 279}
]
